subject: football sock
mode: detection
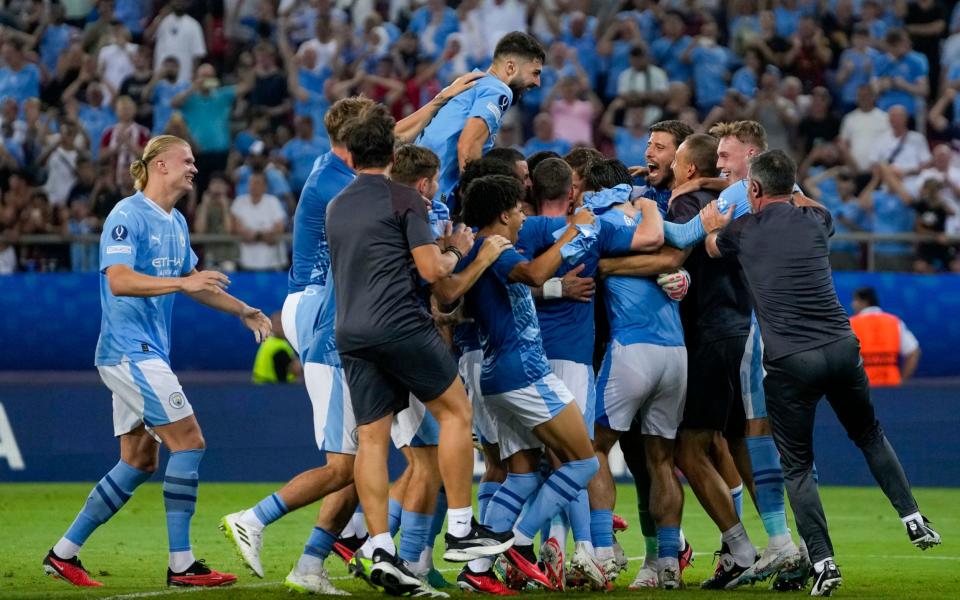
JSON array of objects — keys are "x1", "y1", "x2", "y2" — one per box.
[
  {"x1": 746, "y1": 435, "x2": 790, "y2": 546},
  {"x1": 164, "y1": 449, "x2": 204, "y2": 570},
  {"x1": 477, "y1": 481, "x2": 500, "y2": 523},
  {"x1": 515, "y1": 457, "x2": 599, "y2": 541},
  {"x1": 58, "y1": 460, "x2": 152, "y2": 558}
]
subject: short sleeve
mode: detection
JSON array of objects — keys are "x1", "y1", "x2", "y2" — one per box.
[
  {"x1": 402, "y1": 194, "x2": 436, "y2": 251},
  {"x1": 715, "y1": 216, "x2": 746, "y2": 256},
  {"x1": 667, "y1": 194, "x2": 701, "y2": 224},
  {"x1": 467, "y1": 81, "x2": 512, "y2": 138},
  {"x1": 100, "y1": 208, "x2": 142, "y2": 271},
  {"x1": 807, "y1": 206, "x2": 835, "y2": 237},
  {"x1": 490, "y1": 246, "x2": 527, "y2": 283}
]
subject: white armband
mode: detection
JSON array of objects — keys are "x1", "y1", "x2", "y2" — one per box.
[{"x1": 543, "y1": 277, "x2": 563, "y2": 300}]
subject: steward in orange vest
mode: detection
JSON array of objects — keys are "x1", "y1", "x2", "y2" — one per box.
[{"x1": 850, "y1": 288, "x2": 921, "y2": 387}]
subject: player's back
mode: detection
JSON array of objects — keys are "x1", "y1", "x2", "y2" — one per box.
[
  {"x1": 96, "y1": 193, "x2": 197, "y2": 366},
  {"x1": 288, "y1": 151, "x2": 355, "y2": 294}
]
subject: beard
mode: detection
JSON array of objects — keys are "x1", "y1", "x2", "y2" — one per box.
[{"x1": 508, "y1": 77, "x2": 529, "y2": 106}]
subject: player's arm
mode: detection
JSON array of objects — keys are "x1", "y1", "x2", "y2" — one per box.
[
  {"x1": 411, "y1": 223, "x2": 474, "y2": 284},
  {"x1": 509, "y1": 210, "x2": 596, "y2": 286},
  {"x1": 630, "y1": 197, "x2": 665, "y2": 251},
  {"x1": 431, "y1": 235, "x2": 512, "y2": 305},
  {"x1": 105, "y1": 264, "x2": 215, "y2": 297},
  {"x1": 181, "y1": 268, "x2": 272, "y2": 342},
  {"x1": 457, "y1": 117, "x2": 490, "y2": 172},
  {"x1": 599, "y1": 245, "x2": 691, "y2": 277},
  {"x1": 705, "y1": 232, "x2": 722, "y2": 258},
  {"x1": 395, "y1": 72, "x2": 484, "y2": 143}
]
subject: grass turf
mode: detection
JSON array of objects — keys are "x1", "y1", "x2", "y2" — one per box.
[{"x1": 1, "y1": 483, "x2": 957, "y2": 599}]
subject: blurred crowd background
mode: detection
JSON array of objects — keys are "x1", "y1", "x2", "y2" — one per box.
[{"x1": 1, "y1": 0, "x2": 960, "y2": 275}]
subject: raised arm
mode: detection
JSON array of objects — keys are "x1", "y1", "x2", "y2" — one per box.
[
  {"x1": 509, "y1": 210, "x2": 596, "y2": 285},
  {"x1": 630, "y1": 198, "x2": 665, "y2": 251}
]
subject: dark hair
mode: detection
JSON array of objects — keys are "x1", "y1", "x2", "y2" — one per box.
[
  {"x1": 629, "y1": 45, "x2": 646, "y2": 58},
  {"x1": 456, "y1": 157, "x2": 518, "y2": 216},
  {"x1": 582, "y1": 158, "x2": 632, "y2": 192},
  {"x1": 526, "y1": 150, "x2": 561, "y2": 174},
  {"x1": 532, "y1": 158, "x2": 572, "y2": 203},
  {"x1": 649, "y1": 120, "x2": 694, "y2": 149},
  {"x1": 748, "y1": 150, "x2": 796, "y2": 197},
  {"x1": 493, "y1": 31, "x2": 546, "y2": 64},
  {"x1": 853, "y1": 286, "x2": 879, "y2": 307},
  {"x1": 885, "y1": 28, "x2": 908, "y2": 46},
  {"x1": 462, "y1": 175, "x2": 526, "y2": 229},
  {"x1": 391, "y1": 144, "x2": 440, "y2": 186},
  {"x1": 344, "y1": 104, "x2": 395, "y2": 170},
  {"x1": 680, "y1": 133, "x2": 720, "y2": 178},
  {"x1": 563, "y1": 146, "x2": 604, "y2": 177},
  {"x1": 486, "y1": 147, "x2": 525, "y2": 165}
]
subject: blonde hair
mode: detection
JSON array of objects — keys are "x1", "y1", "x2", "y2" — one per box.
[
  {"x1": 130, "y1": 135, "x2": 189, "y2": 191},
  {"x1": 325, "y1": 96, "x2": 377, "y2": 146},
  {"x1": 708, "y1": 121, "x2": 768, "y2": 152}
]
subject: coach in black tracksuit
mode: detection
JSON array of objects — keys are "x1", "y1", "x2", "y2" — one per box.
[{"x1": 704, "y1": 149, "x2": 931, "y2": 590}]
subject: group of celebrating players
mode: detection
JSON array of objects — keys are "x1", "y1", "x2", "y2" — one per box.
[{"x1": 42, "y1": 31, "x2": 941, "y2": 598}]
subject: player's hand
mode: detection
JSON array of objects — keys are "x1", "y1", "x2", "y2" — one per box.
[
  {"x1": 561, "y1": 263, "x2": 595, "y2": 302},
  {"x1": 432, "y1": 299, "x2": 472, "y2": 327},
  {"x1": 241, "y1": 306, "x2": 272, "y2": 343},
  {"x1": 700, "y1": 200, "x2": 734, "y2": 232},
  {"x1": 670, "y1": 177, "x2": 703, "y2": 199},
  {"x1": 478, "y1": 234, "x2": 512, "y2": 265},
  {"x1": 657, "y1": 269, "x2": 690, "y2": 301},
  {"x1": 571, "y1": 207, "x2": 596, "y2": 227},
  {"x1": 181, "y1": 270, "x2": 230, "y2": 294},
  {"x1": 628, "y1": 165, "x2": 648, "y2": 178},
  {"x1": 437, "y1": 71, "x2": 485, "y2": 105},
  {"x1": 445, "y1": 222, "x2": 475, "y2": 255}
]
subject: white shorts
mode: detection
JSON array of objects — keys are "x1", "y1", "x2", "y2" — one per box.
[
  {"x1": 459, "y1": 350, "x2": 498, "y2": 446},
  {"x1": 304, "y1": 363, "x2": 358, "y2": 455},
  {"x1": 282, "y1": 287, "x2": 335, "y2": 364},
  {"x1": 391, "y1": 393, "x2": 440, "y2": 448},
  {"x1": 595, "y1": 342, "x2": 687, "y2": 439},
  {"x1": 484, "y1": 373, "x2": 574, "y2": 460},
  {"x1": 548, "y1": 359, "x2": 595, "y2": 440},
  {"x1": 97, "y1": 359, "x2": 193, "y2": 438},
  {"x1": 741, "y1": 317, "x2": 767, "y2": 420}
]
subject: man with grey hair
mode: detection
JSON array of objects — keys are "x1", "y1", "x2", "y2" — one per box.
[{"x1": 704, "y1": 150, "x2": 941, "y2": 597}]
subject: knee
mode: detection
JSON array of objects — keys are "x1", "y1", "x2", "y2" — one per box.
[
  {"x1": 126, "y1": 456, "x2": 159, "y2": 473},
  {"x1": 329, "y1": 457, "x2": 356, "y2": 485},
  {"x1": 483, "y1": 462, "x2": 507, "y2": 483},
  {"x1": 851, "y1": 420, "x2": 883, "y2": 449}
]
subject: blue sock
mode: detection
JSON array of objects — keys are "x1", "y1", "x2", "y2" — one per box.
[
  {"x1": 303, "y1": 526, "x2": 336, "y2": 560},
  {"x1": 565, "y1": 488, "x2": 592, "y2": 542},
  {"x1": 516, "y1": 457, "x2": 599, "y2": 541},
  {"x1": 252, "y1": 492, "x2": 288, "y2": 526},
  {"x1": 64, "y1": 460, "x2": 152, "y2": 546},
  {"x1": 747, "y1": 435, "x2": 789, "y2": 538},
  {"x1": 388, "y1": 498, "x2": 402, "y2": 537},
  {"x1": 657, "y1": 526, "x2": 681, "y2": 560},
  {"x1": 477, "y1": 482, "x2": 500, "y2": 523},
  {"x1": 484, "y1": 472, "x2": 540, "y2": 533},
  {"x1": 429, "y1": 489, "x2": 447, "y2": 542},
  {"x1": 398, "y1": 511, "x2": 433, "y2": 563},
  {"x1": 163, "y1": 449, "x2": 204, "y2": 552},
  {"x1": 731, "y1": 484, "x2": 744, "y2": 519},
  {"x1": 590, "y1": 509, "x2": 614, "y2": 549}
]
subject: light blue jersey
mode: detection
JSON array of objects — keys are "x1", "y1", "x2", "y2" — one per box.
[
  {"x1": 516, "y1": 215, "x2": 635, "y2": 365},
  {"x1": 288, "y1": 151, "x2": 355, "y2": 294},
  {"x1": 95, "y1": 193, "x2": 198, "y2": 366},
  {"x1": 717, "y1": 178, "x2": 803, "y2": 220},
  {"x1": 415, "y1": 73, "x2": 513, "y2": 208},
  {"x1": 597, "y1": 208, "x2": 683, "y2": 348}
]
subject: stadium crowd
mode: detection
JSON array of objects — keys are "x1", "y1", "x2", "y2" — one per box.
[{"x1": 2, "y1": 0, "x2": 960, "y2": 275}]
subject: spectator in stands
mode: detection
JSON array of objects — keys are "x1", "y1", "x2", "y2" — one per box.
[
  {"x1": 836, "y1": 25, "x2": 882, "y2": 114},
  {"x1": 599, "y1": 98, "x2": 648, "y2": 167},
  {"x1": 193, "y1": 172, "x2": 237, "y2": 271},
  {"x1": 99, "y1": 95, "x2": 149, "y2": 188},
  {"x1": 850, "y1": 287, "x2": 922, "y2": 386},
  {"x1": 36, "y1": 4, "x2": 78, "y2": 76},
  {"x1": 281, "y1": 115, "x2": 327, "y2": 195},
  {"x1": 296, "y1": 16, "x2": 338, "y2": 76},
  {"x1": 0, "y1": 37, "x2": 41, "y2": 107},
  {"x1": 905, "y1": 0, "x2": 947, "y2": 97},
  {"x1": 597, "y1": 17, "x2": 643, "y2": 102},
  {"x1": 858, "y1": 163, "x2": 918, "y2": 272},
  {"x1": 804, "y1": 165, "x2": 870, "y2": 270},
  {"x1": 63, "y1": 194, "x2": 98, "y2": 272},
  {"x1": 747, "y1": 69, "x2": 798, "y2": 153},
  {"x1": 522, "y1": 113, "x2": 571, "y2": 158},
  {"x1": 783, "y1": 15, "x2": 832, "y2": 91},
  {"x1": 839, "y1": 85, "x2": 892, "y2": 175},
  {"x1": 472, "y1": 0, "x2": 528, "y2": 60},
  {"x1": 860, "y1": 0, "x2": 889, "y2": 45},
  {"x1": 732, "y1": 48, "x2": 768, "y2": 100},
  {"x1": 545, "y1": 74, "x2": 602, "y2": 148},
  {"x1": 248, "y1": 43, "x2": 291, "y2": 127},
  {"x1": 81, "y1": 0, "x2": 115, "y2": 53},
  {"x1": 747, "y1": 10, "x2": 789, "y2": 69},
  {"x1": 89, "y1": 160, "x2": 123, "y2": 221},
  {"x1": 408, "y1": 0, "x2": 459, "y2": 60},
  {"x1": 682, "y1": 17, "x2": 732, "y2": 116},
  {"x1": 798, "y1": 86, "x2": 840, "y2": 155},
  {"x1": 251, "y1": 310, "x2": 301, "y2": 384},
  {"x1": 911, "y1": 178, "x2": 956, "y2": 273},
  {"x1": 277, "y1": 18, "x2": 331, "y2": 148},
  {"x1": 230, "y1": 169, "x2": 287, "y2": 271},
  {"x1": 873, "y1": 29, "x2": 929, "y2": 118},
  {"x1": 96, "y1": 21, "x2": 138, "y2": 93},
  {"x1": 64, "y1": 66, "x2": 117, "y2": 161},
  {"x1": 120, "y1": 46, "x2": 156, "y2": 130},
  {"x1": 39, "y1": 120, "x2": 86, "y2": 207},
  {"x1": 616, "y1": 45, "x2": 668, "y2": 127},
  {"x1": 651, "y1": 10, "x2": 692, "y2": 84},
  {"x1": 870, "y1": 105, "x2": 931, "y2": 187},
  {"x1": 147, "y1": 0, "x2": 206, "y2": 84}
]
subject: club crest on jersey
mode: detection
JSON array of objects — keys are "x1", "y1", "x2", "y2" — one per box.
[
  {"x1": 112, "y1": 225, "x2": 128, "y2": 241},
  {"x1": 168, "y1": 392, "x2": 186, "y2": 409},
  {"x1": 180, "y1": 233, "x2": 186, "y2": 247}
]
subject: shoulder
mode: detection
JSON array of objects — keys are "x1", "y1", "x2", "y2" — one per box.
[{"x1": 388, "y1": 179, "x2": 426, "y2": 213}]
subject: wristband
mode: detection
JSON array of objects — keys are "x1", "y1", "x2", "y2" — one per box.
[
  {"x1": 543, "y1": 277, "x2": 563, "y2": 300},
  {"x1": 444, "y1": 245, "x2": 463, "y2": 261}
]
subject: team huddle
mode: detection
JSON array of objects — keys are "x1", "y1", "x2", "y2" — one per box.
[{"x1": 42, "y1": 32, "x2": 941, "y2": 598}]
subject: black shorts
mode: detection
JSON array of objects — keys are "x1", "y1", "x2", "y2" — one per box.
[
  {"x1": 340, "y1": 326, "x2": 459, "y2": 426},
  {"x1": 680, "y1": 335, "x2": 747, "y2": 438}
]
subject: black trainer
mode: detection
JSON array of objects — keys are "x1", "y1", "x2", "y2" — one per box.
[
  {"x1": 809, "y1": 559, "x2": 842, "y2": 597},
  {"x1": 443, "y1": 518, "x2": 514, "y2": 562},
  {"x1": 369, "y1": 548, "x2": 421, "y2": 596},
  {"x1": 907, "y1": 515, "x2": 942, "y2": 550},
  {"x1": 771, "y1": 555, "x2": 813, "y2": 592},
  {"x1": 700, "y1": 544, "x2": 754, "y2": 590}
]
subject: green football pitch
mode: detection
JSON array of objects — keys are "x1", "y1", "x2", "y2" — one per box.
[{"x1": 1, "y1": 483, "x2": 957, "y2": 599}]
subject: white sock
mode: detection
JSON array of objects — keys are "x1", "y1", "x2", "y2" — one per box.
[
  {"x1": 595, "y1": 546, "x2": 614, "y2": 561},
  {"x1": 295, "y1": 552, "x2": 324, "y2": 575},
  {"x1": 813, "y1": 557, "x2": 834, "y2": 573},
  {"x1": 53, "y1": 538, "x2": 81, "y2": 560},
  {"x1": 721, "y1": 523, "x2": 755, "y2": 567},
  {"x1": 575, "y1": 540, "x2": 595, "y2": 556},
  {"x1": 657, "y1": 556, "x2": 679, "y2": 571},
  {"x1": 239, "y1": 508, "x2": 265, "y2": 529},
  {"x1": 512, "y1": 528, "x2": 534, "y2": 546},
  {"x1": 341, "y1": 519, "x2": 357, "y2": 539},
  {"x1": 405, "y1": 558, "x2": 428, "y2": 577},
  {"x1": 169, "y1": 550, "x2": 196, "y2": 573},
  {"x1": 358, "y1": 537, "x2": 375, "y2": 559},
  {"x1": 768, "y1": 532, "x2": 794, "y2": 550},
  {"x1": 447, "y1": 506, "x2": 473, "y2": 538},
  {"x1": 901, "y1": 511, "x2": 922, "y2": 526},
  {"x1": 468, "y1": 557, "x2": 493, "y2": 573},
  {"x1": 548, "y1": 519, "x2": 567, "y2": 544},
  {"x1": 416, "y1": 545, "x2": 434, "y2": 573},
  {"x1": 351, "y1": 511, "x2": 369, "y2": 538},
  {"x1": 370, "y1": 532, "x2": 395, "y2": 555}
]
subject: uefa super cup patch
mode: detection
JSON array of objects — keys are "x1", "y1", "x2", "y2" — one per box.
[
  {"x1": 112, "y1": 225, "x2": 128, "y2": 241},
  {"x1": 168, "y1": 392, "x2": 186, "y2": 409}
]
